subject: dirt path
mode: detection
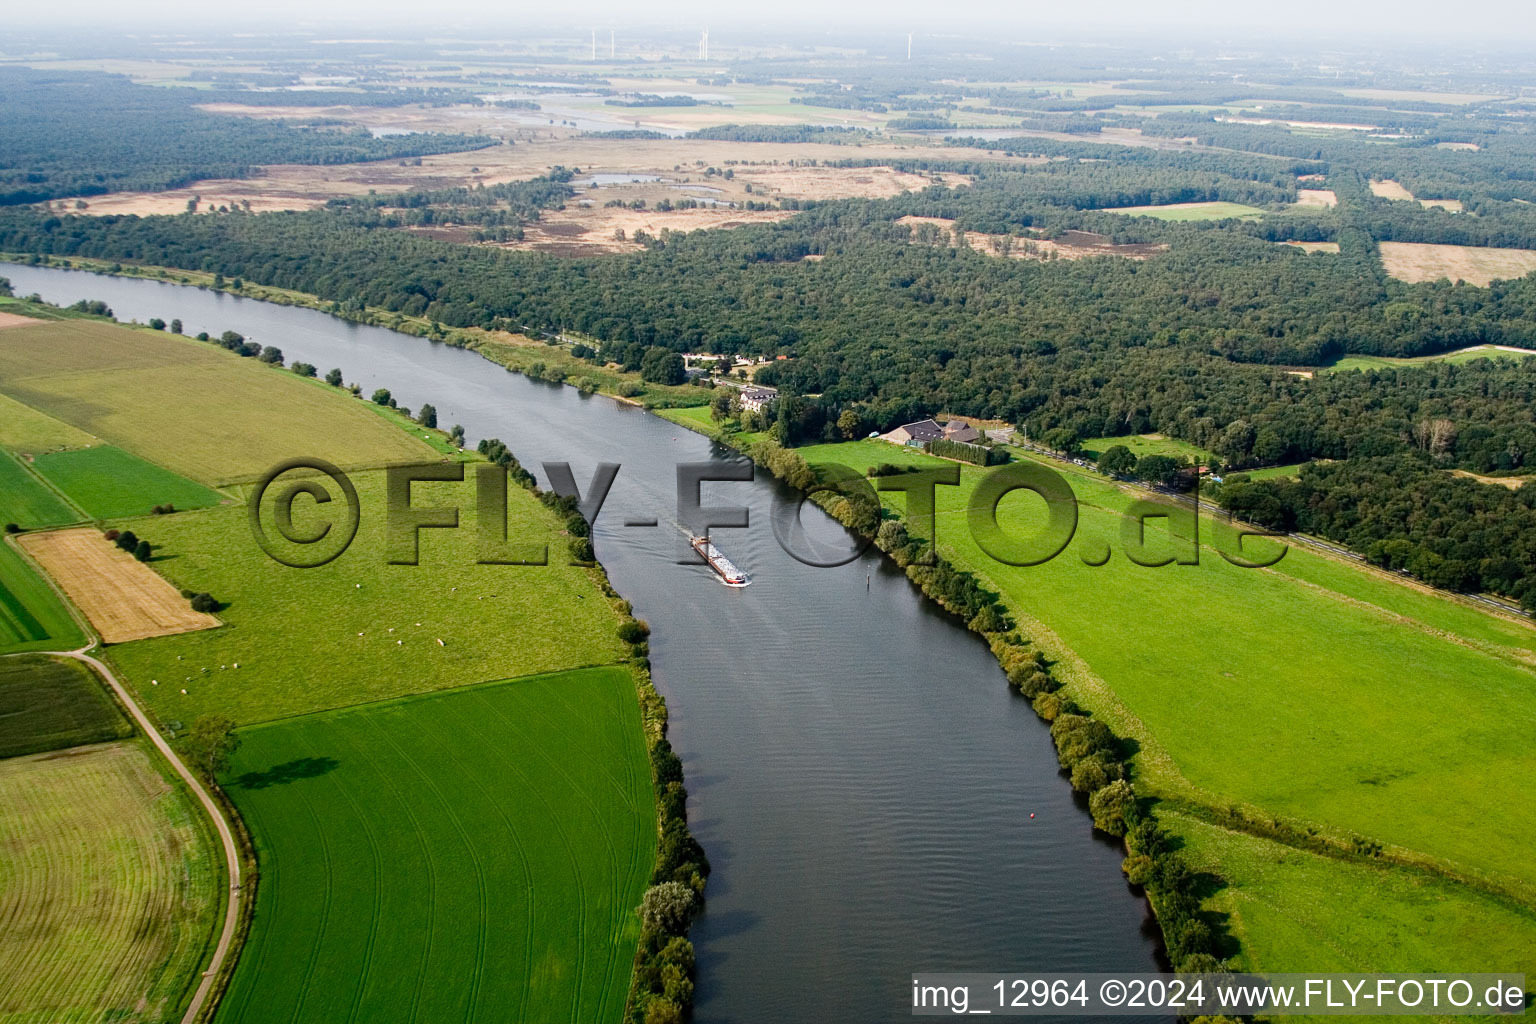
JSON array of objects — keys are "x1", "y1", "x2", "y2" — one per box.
[{"x1": 54, "y1": 645, "x2": 242, "y2": 1024}]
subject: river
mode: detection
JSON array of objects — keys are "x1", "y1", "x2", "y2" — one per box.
[{"x1": 3, "y1": 265, "x2": 1163, "y2": 1022}]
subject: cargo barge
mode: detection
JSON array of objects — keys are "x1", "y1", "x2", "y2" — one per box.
[{"x1": 691, "y1": 535, "x2": 751, "y2": 587}]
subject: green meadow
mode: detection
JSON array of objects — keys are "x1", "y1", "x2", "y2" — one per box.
[
  {"x1": 216, "y1": 667, "x2": 654, "y2": 1024},
  {"x1": 1324, "y1": 345, "x2": 1536, "y2": 373},
  {"x1": 0, "y1": 390, "x2": 97, "y2": 455},
  {"x1": 0, "y1": 319, "x2": 436, "y2": 486},
  {"x1": 1078, "y1": 433, "x2": 1213, "y2": 463},
  {"x1": 106, "y1": 468, "x2": 628, "y2": 726},
  {"x1": 655, "y1": 405, "x2": 766, "y2": 447},
  {"x1": 1236, "y1": 461, "x2": 1309, "y2": 481},
  {"x1": 0, "y1": 449, "x2": 79, "y2": 528},
  {"x1": 1162, "y1": 809, "x2": 1536, "y2": 976},
  {"x1": 796, "y1": 439, "x2": 1536, "y2": 970},
  {"x1": 32, "y1": 445, "x2": 223, "y2": 519},
  {"x1": 1102, "y1": 201, "x2": 1265, "y2": 221},
  {"x1": 657, "y1": 404, "x2": 724, "y2": 435}
]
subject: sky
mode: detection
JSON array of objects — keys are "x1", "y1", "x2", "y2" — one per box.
[{"x1": 7, "y1": 0, "x2": 1536, "y2": 41}]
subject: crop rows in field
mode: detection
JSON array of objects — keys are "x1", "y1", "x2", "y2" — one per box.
[
  {"x1": 0, "y1": 741, "x2": 219, "y2": 1024},
  {"x1": 0, "y1": 655, "x2": 130, "y2": 759},
  {"x1": 0, "y1": 541, "x2": 83, "y2": 654},
  {"x1": 216, "y1": 667, "x2": 655, "y2": 1024}
]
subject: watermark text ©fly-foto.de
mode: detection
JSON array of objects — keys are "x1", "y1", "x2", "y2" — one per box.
[{"x1": 248, "y1": 457, "x2": 1288, "y2": 571}]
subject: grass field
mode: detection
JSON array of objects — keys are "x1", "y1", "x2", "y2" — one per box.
[
  {"x1": 1161, "y1": 809, "x2": 1536, "y2": 975},
  {"x1": 1325, "y1": 344, "x2": 1536, "y2": 372},
  {"x1": 1101, "y1": 201, "x2": 1265, "y2": 221},
  {"x1": 0, "y1": 654, "x2": 130, "y2": 758},
  {"x1": 32, "y1": 445, "x2": 223, "y2": 519},
  {"x1": 0, "y1": 391, "x2": 97, "y2": 455},
  {"x1": 19, "y1": 528, "x2": 222, "y2": 644},
  {"x1": 1078, "y1": 433, "x2": 1213, "y2": 463},
  {"x1": 0, "y1": 319, "x2": 438, "y2": 485},
  {"x1": 215, "y1": 667, "x2": 655, "y2": 1024},
  {"x1": 105, "y1": 469, "x2": 627, "y2": 725},
  {"x1": 0, "y1": 539, "x2": 86, "y2": 654},
  {"x1": 655, "y1": 404, "x2": 767, "y2": 447},
  {"x1": 1369, "y1": 179, "x2": 1416, "y2": 201},
  {"x1": 0, "y1": 449, "x2": 79, "y2": 528},
  {"x1": 1377, "y1": 241, "x2": 1536, "y2": 286},
  {"x1": 1238, "y1": 461, "x2": 1310, "y2": 481},
  {"x1": 0, "y1": 740, "x2": 220, "y2": 1024},
  {"x1": 794, "y1": 439, "x2": 1536, "y2": 971}
]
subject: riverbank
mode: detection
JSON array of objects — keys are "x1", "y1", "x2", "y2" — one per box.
[
  {"x1": 656, "y1": 417, "x2": 1210, "y2": 970},
  {"x1": 11, "y1": 254, "x2": 1536, "y2": 982},
  {"x1": 0, "y1": 252, "x2": 716, "y2": 413},
  {"x1": 0, "y1": 290, "x2": 705, "y2": 1023},
  {"x1": 1, "y1": 262, "x2": 1169, "y2": 1019},
  {"x1": 668, "y1": 420, "x2": 1536, "y2": 982}
]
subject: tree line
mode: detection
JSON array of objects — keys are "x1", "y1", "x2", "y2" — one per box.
[
  {"x1": 0, "y1": 68, "x2": 495, "y2": 205},
  {"x1": 7, "y1": 178, "x2": 1536, "y2": 473},
  {"x1": 1216, "y1": 454, "x2": 1536, "y2": 609}
]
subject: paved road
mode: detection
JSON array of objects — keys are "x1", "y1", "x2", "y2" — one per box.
[{"x1": 54, "y1": 646, "x2": 242, "y2": 1024}]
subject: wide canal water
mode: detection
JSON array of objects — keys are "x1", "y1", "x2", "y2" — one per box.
[{"x1": 5, "y1": 265, "x2": 1163, "y2": 1022}]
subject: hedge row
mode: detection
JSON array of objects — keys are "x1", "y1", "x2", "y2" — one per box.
[
  {"x1": 927, "y1": 437, "x2": 1006, "y2": 466},
  {"x1": 476, "y1": 436, "x2": 595, "y2": 561},
  {"x1": 606, "y1": 608, "x2": 710, "y2": 1024}
]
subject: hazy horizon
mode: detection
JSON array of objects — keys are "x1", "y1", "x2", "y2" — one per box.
[{"x1": 5, "y1": 0, "x2": 1536, "y2": 46}]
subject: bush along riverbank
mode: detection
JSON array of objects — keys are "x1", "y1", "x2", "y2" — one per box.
[
  {"x1": 738, "y1": 436, "x2": 1233, "y2": 973},
  {"x1": 462, "y1": 439, "x2": 710, "y2": 1020},
  {"x1": 613, "y1": 612, "x2": 711, "y2": 1024}
]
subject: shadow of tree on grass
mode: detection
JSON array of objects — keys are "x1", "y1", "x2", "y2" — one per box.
[{"x1": 233, "y1": 755, "x2": 340, "y2": 789}]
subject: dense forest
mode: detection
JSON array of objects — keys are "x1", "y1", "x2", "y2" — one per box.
[
  {"x1": 7, "y1": 171, "x2": 1536, "y2": 475},
  {"x1": 0, "y1": 69, "x2": 495, "y2": 204}
]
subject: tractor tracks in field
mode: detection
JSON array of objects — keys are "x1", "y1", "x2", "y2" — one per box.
[{"x1": 52, "y1": 645, "x2": 242, "y2": 1024}]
